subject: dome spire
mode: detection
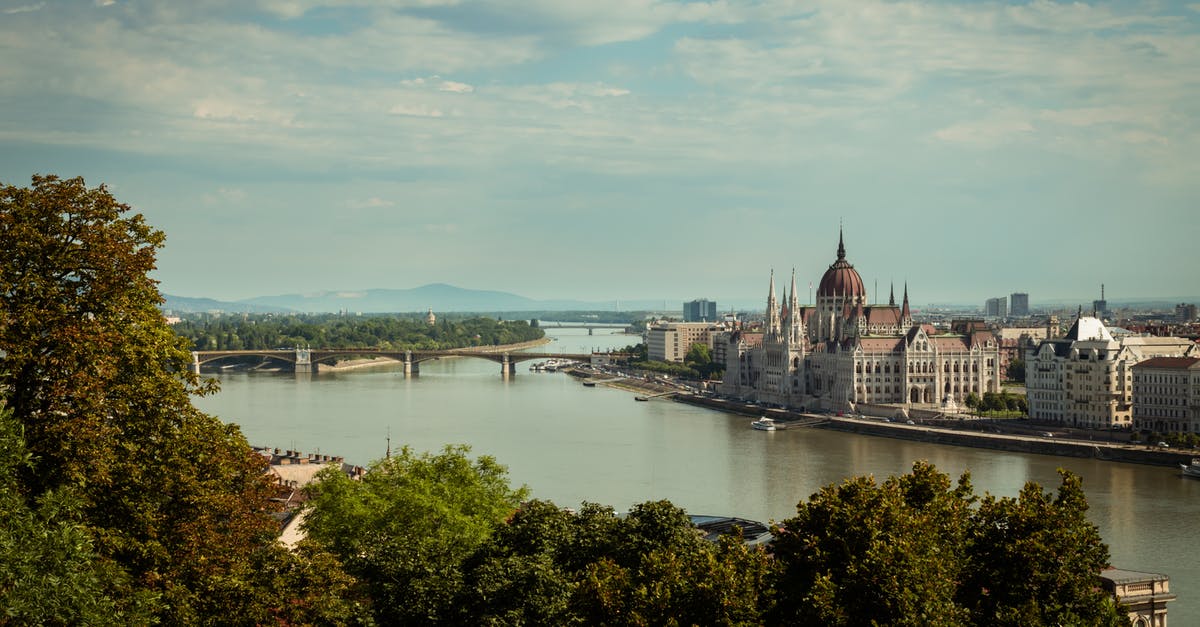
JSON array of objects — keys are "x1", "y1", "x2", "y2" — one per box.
[{"x1": 837, "y1": 224, "x2": 846, "y2": 260}]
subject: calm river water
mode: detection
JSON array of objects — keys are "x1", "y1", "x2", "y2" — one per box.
[{"x1": 195, "y1": 328, "x2": 1199, "y2": 621}]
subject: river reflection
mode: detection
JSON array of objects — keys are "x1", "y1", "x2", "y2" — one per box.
[{"x1": 194, "y1": 328, "x2": 1199, "y2": 622}]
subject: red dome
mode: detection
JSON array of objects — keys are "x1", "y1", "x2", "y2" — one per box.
[{"x1": 816, "y1": 231, "x2": 866, "y2": 299}]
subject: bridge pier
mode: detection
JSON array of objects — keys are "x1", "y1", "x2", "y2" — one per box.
[
  {"x1": 404, "y1": 351, "x2": 419, "y2": 377},
  {"x1": 294, "y1": 348, "x2": 312, "y2": 373},
  {"x1": 190, "y1": 352, "x2": 201, "y2": 375},
  {"x1": 501, "y1": 354, "x2": 516, "y2": 378}
]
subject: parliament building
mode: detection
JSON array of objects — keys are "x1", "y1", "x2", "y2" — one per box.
[{"x1": 718, "y1": 230, "x2": 1001, "y2": 412}]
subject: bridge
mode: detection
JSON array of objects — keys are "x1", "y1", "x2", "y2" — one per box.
[
  {"x1": 190, "y1": 348, "x2": 594, "y2": 377},
  {"x1": 531, "y1": 321, "x2": 630, "y2": 335}
]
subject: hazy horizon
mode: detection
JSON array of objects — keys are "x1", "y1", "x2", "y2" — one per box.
[{"x1": 3, "y1": 1, "x2": 1197, "y2": 304}]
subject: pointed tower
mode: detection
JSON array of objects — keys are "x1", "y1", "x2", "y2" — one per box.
[
  {"x1": 889, "y1": 282, "x2": 896, "y2": 307},
  {"x1": 901, "y1": 282, "x2": 912, "y2": 326},
  {"x1": 766, "y1": 269, "x2": 780, "y2": 337},
  {"x1": 788, "y1": 267, "x2": 802, "y2": 344}
]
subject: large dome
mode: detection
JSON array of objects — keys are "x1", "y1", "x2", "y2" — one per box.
[{"x1": 816, "y1": 231, "x2": 866, "y2": 299}]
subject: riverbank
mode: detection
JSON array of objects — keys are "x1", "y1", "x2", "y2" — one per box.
[{"x1": 673, "y1": 394, "x2": 1193, "y2": 469}]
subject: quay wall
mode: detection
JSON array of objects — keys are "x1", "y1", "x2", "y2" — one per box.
[{"x1": 673, "y1": 395, "x2": 1192, "y2": 469}]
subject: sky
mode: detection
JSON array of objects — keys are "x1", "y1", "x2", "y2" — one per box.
[{"x1": 1, "y1": 0, "x2": 1198, "y2": 307}]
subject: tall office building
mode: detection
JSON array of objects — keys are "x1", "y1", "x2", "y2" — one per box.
[
  {"x1": 683, "y1": 299, "x2": 718, "y2": 322},
  {"x1": 1010, "y1": 292, "x2": 1029, "y2": 317},
  {"x1": 985, "y1": 297, "x2": 1007, "y2": 318}
]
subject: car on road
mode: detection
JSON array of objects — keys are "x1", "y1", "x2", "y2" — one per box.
[{"x1": 1041, "y1": 432, "x2": 1054, "y2": 438}]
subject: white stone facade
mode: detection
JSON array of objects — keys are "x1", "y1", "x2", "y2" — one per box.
[
  {"x1": 718, "y1": 232, "x2": 1001, "y2": 411},
  {"x1": 1026, "y1": 316, "x2": 1199, "y2": 429},
  {"x1": 1132, "y1": 357, "x2": 1200, "y2": 435}
]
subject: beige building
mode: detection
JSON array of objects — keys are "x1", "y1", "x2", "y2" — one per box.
[
  {"x1": 1098, "y1": 568, "x2": 1175, "y2": 627},
  {"x1": 719, "y1": 231, "x2": 1001, "y2": 411},
  {"x1": 1027, "y1": 316, "x2": 1198, "y2": 429},
  {"x1": 1132, "y1": 356, "x2": 1200, "y2": 435},
  {"x1": 646, "y1": 321, "x2": 723, "y2": 362}
]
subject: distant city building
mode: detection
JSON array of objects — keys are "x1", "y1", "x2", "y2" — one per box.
[
  {"x1": 1132, "y1": 356, "x2": 1200, "y2": 435},
  {"x1": 426, "y1": 308, "x2": 436, "y2": 325},
  {"x1": 646, "y1": 321, "x2": 723, "y2": 362},
  {"x1": 1010, "y1": 292, "x2": 1030, "y2": 317},
  {"x1": 984, "y1": 297, "x2": 1008, "y2": 318},
  {"x1": 1027, "y1": 314, "x2": 1199, "y2": 429},
  {"x1": 719, "y1": 230, "x2": 1001, "y2": 411},
  {"x1": 683, "y1": 299, "x2": 718, "y2": 322},
  {"x1": 1176, "y1": 302, "x2": 1198, "y2": 323},
  {"x1": 1092, "y1": 284, "x2": 1109, "y2": 318}
]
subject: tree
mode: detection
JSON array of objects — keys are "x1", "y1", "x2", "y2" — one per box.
[
  {"x1": 303, "y1": 445, "x2": 529, "y2": 625},
  {"x1": 0, "y1": 175, "x2": 292, "y2": 623},
  {"x1": 1006, "y1": 358, "x2": 1026, "y2": 383},
  {"x1": 0, "y1": 404, "x2": 156, "y2": 624},
  {"x1": 965, "y1": 392, "x2": 981, "y2": 411},
  {"x1": 770, "y1": 462, "x2": 1122, "y2": 626},
  {"x1": 961, "y1": 471, "x2": 1123, "y2": 626},
  {"x1": 770, "y1": 461, "x2": 974, "y2": 626}
]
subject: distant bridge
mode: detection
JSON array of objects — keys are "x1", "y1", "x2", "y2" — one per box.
[
  {"x1": 190, "y1": 348, "x2": 594, "y2": 377},
  {"x1": 532, "y1": 321, "x2": 630, "y2": 335}
]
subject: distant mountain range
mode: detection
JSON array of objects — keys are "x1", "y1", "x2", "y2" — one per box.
[
  {"x1": 162, "y1": 285, "x2": 1198, "y2": 315},
  {"x1": 164, "y1": 283, "x2": 668, "y2": 314}
]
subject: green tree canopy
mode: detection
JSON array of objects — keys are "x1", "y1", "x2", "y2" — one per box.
[
  {"x1": 0, "y1": 175, "x2": 302, "y2": 623},
  {"x1": 770, "y1": 461, "x2": 1122, "y2": 626},
  {"x1": 303, "y1": 445, "x2": 529, "y2": 624}
]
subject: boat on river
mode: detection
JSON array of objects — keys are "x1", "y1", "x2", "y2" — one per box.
[
  {"x1": 582, "y1": 381, "x2": 596, "y2": 387},
  {"x1": 751, "y1": 417, "x2": 781, "y2": 431},
  {"x1": 1181, "y1": 459, "x2": 1200, "y2": 479}
]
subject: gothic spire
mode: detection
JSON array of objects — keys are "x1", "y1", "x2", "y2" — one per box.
[
  {"x1": 901, "y1": 281, "x2": 911, "y2": 320},
  {"x1": 836, "y1": 225, "x2": 846, "y2": 260},
  {"x1": 889, "y1": 282, "x2": 896, "y2": 307}
]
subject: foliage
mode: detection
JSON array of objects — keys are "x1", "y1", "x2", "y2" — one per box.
[
  {"x1": 961, "y1": 471, "x2": 1123, "y2": 626},
  {"x1": 965, "y1": 392, "x2": 981, "y2": 410},
  {"x1": 0, "y1": 405, "x2": 156, "y2": 625},
  {"x1": 303, "y1": 445, "x2": 529, "y2": 625},
  {"x1": 1006, "y1": 358, "x2": 1026, "y2": 383},
  {"x1": 461, "y1": 500, "x2": 771, "y2": 626},
  {"x1": 771, "y1": 461, "x2": 1122, "y2": 626},
  {"x1": 173, "y1": 312, "x2": 543, "y2": 351},
  {"x1": 0, "y1": 175, "x2": 303, "y2": 623},
  {"x1": 770, "y1": 461, "x2": 974, "y2": 626},
  {"x1": 685, "y1": 342, "x2": 725, "y2": 380},
  {"x1": 978, "y1": 391, "x2": 1027, "y2": 414}
]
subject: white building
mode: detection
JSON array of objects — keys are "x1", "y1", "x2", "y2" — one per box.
[
  {"x1": 1026, "y1": 315, "x2": 1199, "y2": 429},
  {"x1": 719, "y1": 230, "x2": 1001, "y2": 411},
  {"x1": 1132, "y1": 356, "x2": 1200, "y2": 435}
]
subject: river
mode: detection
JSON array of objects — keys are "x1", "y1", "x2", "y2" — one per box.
[{"x1": 194, "y1": 328, "x2": 1199, "y2": 621}]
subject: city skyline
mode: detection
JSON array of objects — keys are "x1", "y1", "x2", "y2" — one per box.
[{"x1": 2, "y1": 1, "x2": 1198, "y2": 304}]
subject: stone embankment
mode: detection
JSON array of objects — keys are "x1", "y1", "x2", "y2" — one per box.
[{"x1": 671, "y1": 395, "x2": 1193, "y2": 469}]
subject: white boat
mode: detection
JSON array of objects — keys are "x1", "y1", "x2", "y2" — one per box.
[
  {"x1": 751, "y1": 417, "x2": 780, "y2": 431},
  {"x1": 1181, "y1": 459, "x2": 1200, "y2": 479}
]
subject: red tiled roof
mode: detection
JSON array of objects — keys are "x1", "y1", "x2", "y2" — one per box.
[
  {"x1": 1132, "y1": 356, "x2": 1200, "y2": 370},
  {"x1": 864, "y1": 307, "x2": 902, "y2": 325},
  {"x1": 858, "y1": 338, "x2": 904, "y2": 352}
]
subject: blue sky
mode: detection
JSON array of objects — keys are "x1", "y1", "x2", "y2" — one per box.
[{"x1": 2, "y1": 0, "x2": 1197, "y2": 306}]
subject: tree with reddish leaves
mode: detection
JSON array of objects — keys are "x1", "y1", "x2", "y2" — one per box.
[{"x1": 0, "y1": 175, "x2": 326, "y2": 623}]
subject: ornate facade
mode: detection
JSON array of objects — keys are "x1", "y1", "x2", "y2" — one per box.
[{"x1": 718, "y1": 231, "x2": 1001, "y2": 411}]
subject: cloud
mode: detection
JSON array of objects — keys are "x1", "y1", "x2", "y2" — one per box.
[
  {"x1": 439, "y1": 80, "x2": 474, "y2": 93},
  {"x1": 3, "y1": 3, "x2": 44, "y2": 14},
  {"x1": 388, "y1": 104, "x2": 445, "y2": 117},
  {"x1": 347, "y1": 197, "x2": 395, "y2": 209}
]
